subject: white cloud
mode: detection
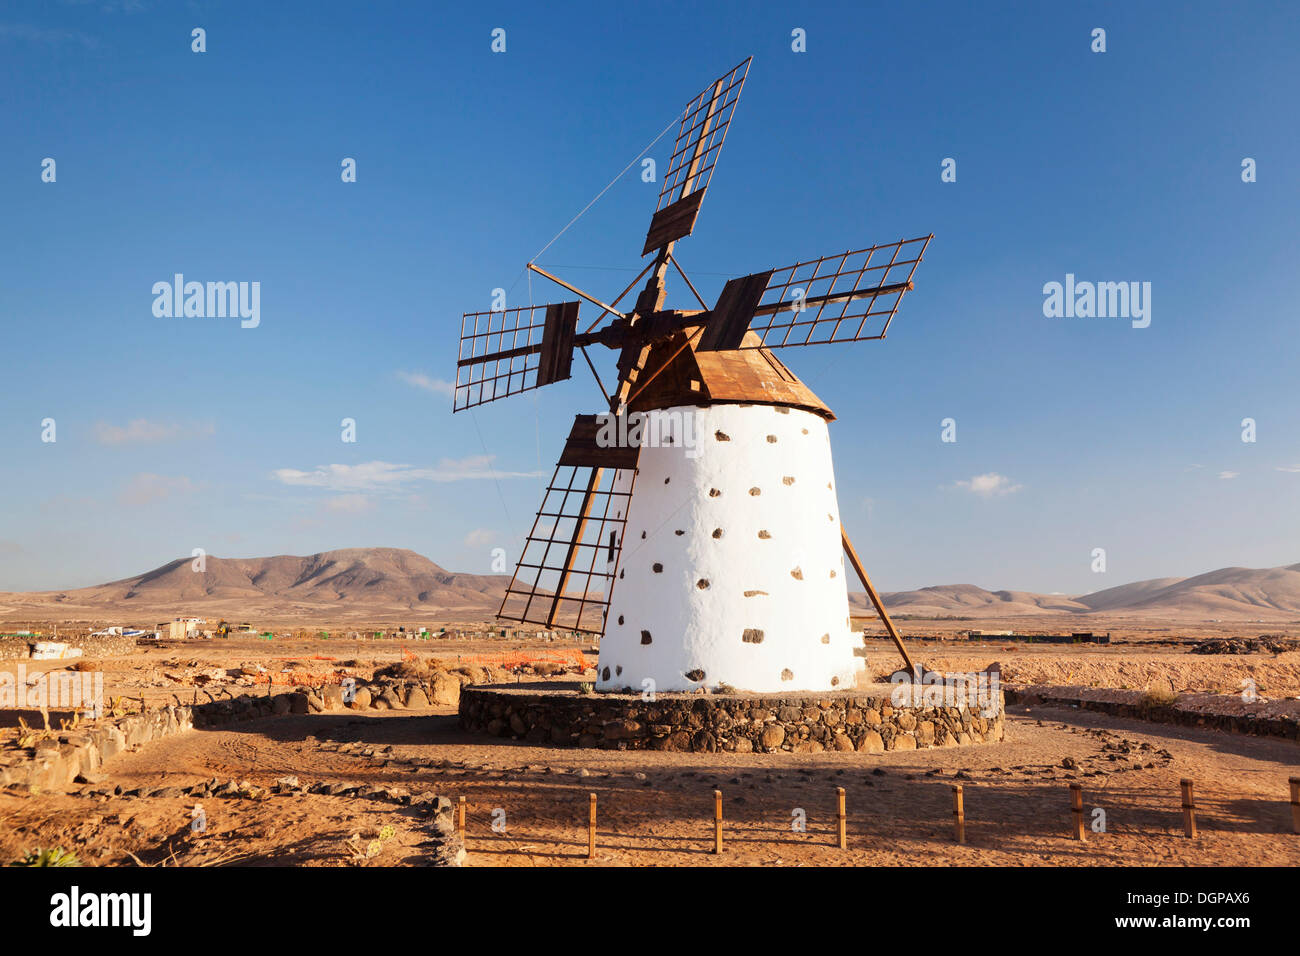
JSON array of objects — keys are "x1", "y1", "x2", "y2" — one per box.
[
  {"x1": 59, "y1": 0, "x2": 146, "y2": 12},
  {"x1": 397, "y1": 371, "x2": 456, "y2": 397},
  {"x1": 118, "y1": 473, "x2": 196, "y2": 506},
  {"x1": 322, "y1": 494, "x2": 375, "y2": 514},
  {"x1": 464, "y1": 528, "x2": 495, "y2": 548},
  {"x1": 953, "y1": 472, "x2": 1023, "y2": 497},
  {"x1": 0, "y1": 23, "x2": 101, "y2": 49},
  {"x1": 1276, "y1": 464, "x2": 1300, "y2": 473},
  {"x1": 1218, "y1": 471, "x2": 1239, "y2": 480},
  {"x1": 94, "y1": 419, "x2": 214, "y2": 445},
  {"x1": 271, "y1": 457, "x2": 542, "y2": 491}
]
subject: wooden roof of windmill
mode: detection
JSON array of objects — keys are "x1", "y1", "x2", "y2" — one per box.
[{"x1": 623, "y1": 328, "x2": 834, "y2": 420}]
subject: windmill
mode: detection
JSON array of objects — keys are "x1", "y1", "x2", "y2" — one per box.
[{"x1": 453, "y1": 57, "x2": 931, "y2": 694}]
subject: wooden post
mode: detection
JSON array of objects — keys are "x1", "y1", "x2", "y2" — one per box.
[
  {"x1": 588, "y1": 793, "x2": 597, "y2": 860},
  {"x1": 1069, "y1": 784, "x2": 1086, "y2": 842},
  {"x1": 836, "y1": 787, "x2": 847, "y2": 849},
  {"x1": 952, "y1": 785, "x2": 965, "y2": 844},
  {"x1": 458, "y1": 796, "x2": 466, "y2": 839},
  {"x1": 713, "y1": 790, "x2": 723, "y2": 854},
  {"x1": 1288, "y1": 778, "x2": 1299, "y2": 834},
  {"x1": 841, "y1": 526, "x2": 916, "y2": 674},
  {"x1": 1180, "y1": 779, "x2": 1197, "y2": 838}
]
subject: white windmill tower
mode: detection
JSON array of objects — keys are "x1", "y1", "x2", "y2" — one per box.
[{"x1": 453, "y1": 58, "x2": 931, "y2": 693}]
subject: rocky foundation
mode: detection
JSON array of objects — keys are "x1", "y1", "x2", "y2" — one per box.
[{"x1": 459, "y1": 682, "x2": 1005, "y2": 753}]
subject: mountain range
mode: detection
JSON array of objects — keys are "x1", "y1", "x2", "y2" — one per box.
[
  {"x1": 2, "y1": 548, "x2": 1299, "y2": 623},
  {"x1": 850, "y1": 563, "x2": 1300, "y2": 621}
]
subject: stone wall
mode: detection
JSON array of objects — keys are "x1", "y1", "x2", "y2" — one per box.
[
  {"x1": 459, "y1": 684, "x2": 1004, "y2": 753},
  {"x1": 1004, "y1": 686, "x2": 1300, "y2": 740},
  {"x1": 0, "y1": 690, "x2": 317, "y2": 791},
  {"x1": 0, "y1": 664, "x2": 514, "y2": 792},
  {"x1": 0, "y1": 633, "x2": 140, "y2": 661}
]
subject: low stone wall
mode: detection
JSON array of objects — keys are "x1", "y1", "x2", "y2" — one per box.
[
  {"x1": 0, "y1": 690, "x2": 317, "y2": 791},
  {"x1": 0, "y1": 633, "x2": 140, "y2": 661},
  {"x1": 1005, "y1": 685, "x2": 1300, "y2": 740},
  {"x1": 459, "y1": 682, "x2": 1005, "y2": 752}
]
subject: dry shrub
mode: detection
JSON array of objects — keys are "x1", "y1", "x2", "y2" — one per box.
[
  {"x1": 1140, "y1": 685, "x2": 1178, "y2": 709},
  {"x1": 373, "y1": 658, "x2": 434, "y2": 681},
  {"x1": 450, "y1": 664, "x2": 509, "y2": 685}
]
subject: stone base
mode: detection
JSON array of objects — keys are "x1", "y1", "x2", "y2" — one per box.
[{"x1": 458, "y1": 682, "x2": 1004, "y2": 753}]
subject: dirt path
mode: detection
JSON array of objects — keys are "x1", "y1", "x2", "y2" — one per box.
[{"x1": 3, "y1": 701, "x2": 1296, "y2": 867}]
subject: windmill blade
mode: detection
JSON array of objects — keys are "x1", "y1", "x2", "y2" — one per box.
[
  {"x1": 642, "y1": 57, "x2": 751, "y2": 256},
  {"x1": 499, "y1": 415, "x2": 640, "y2": 633},
  {"x1": 700, "y1": 235, "x2": 932, "y2": 351},
  {"x1": 453, "y1": 301, "x2": 580, "y2": 411}
]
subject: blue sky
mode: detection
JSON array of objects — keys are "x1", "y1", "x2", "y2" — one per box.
[{"x1": 1, "y1": 0, "x2": 1297, "y2": 595}]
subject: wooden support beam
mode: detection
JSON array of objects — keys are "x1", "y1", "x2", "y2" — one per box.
[
  {"x1": 588, "y1": 792, "x2": 597, "y2": 860},
  {"x1": 547, "y1": 468, "x2": 604, "y2": 627},
  {"x1": 578, "y1": 345, "x2": 611, "y2": 406},
  {"x1": 455, "y1": 341, "x2": 542, "y2": 367},
  {"x1": 1290, "y1": 777, "x2": 1300, "y2": 834},
  {"x1": 952, "y1": 785, "x2": 966, "y2": 844},
  {"x1": 680, "y1": 79, "x2": 725, "y2": 200},
  {"x1": 611, "y1": 341, "x2": 653, "y2": 413},
  {"x1": 750, "y1": 280, "x2": 914, "y2": 316},
  {"x1": 583, "y1": 258, "x2": 655, "y2": 333},
  {"x1": 667, "y1": 252, "x2": 709, "y2": 311},
  {"x1": 624, "y1": 325, "x2": 704, "y2": 407},
  {"x1": 528, "y1": 263, "x2": 626, "y2": 320},
  {"x1": 840, "y1": 525, "x2": 917, "y2": 675}
]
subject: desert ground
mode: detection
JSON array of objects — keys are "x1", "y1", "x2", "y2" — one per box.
[{"x1": 1, "y1": 625, "x2": 1297, "y2": 867}]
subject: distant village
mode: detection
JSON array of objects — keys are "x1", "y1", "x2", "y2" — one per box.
[{"x1": 1, "y1": 619, "x2": 586, "y2": 645}]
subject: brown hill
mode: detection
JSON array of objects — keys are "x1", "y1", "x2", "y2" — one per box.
[
  {"x1": 1074, "y1": 564, "x2": 1300, "y2": 618},
  {"x1": 853, "y1": 584, "x2": 1089, "y2": 617},
  {"x1": 0, "y1": 548, "x2": 510, "y2": 622},
  {"x1": 851, "y1": 563, "x2": 1300, "y2": 622}
]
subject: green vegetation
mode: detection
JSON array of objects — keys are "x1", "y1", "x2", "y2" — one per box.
[{"x1": 10, "y1": 847, "x2": 80, "y2": 867}]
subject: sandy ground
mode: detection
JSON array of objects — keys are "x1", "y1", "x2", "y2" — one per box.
[
  {"x1": 2, "y1": 700, "x2": 1296, "y2": 867},
  {"x1": 3, "y1": 632, "x2": 1298, "y2": 867}
]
